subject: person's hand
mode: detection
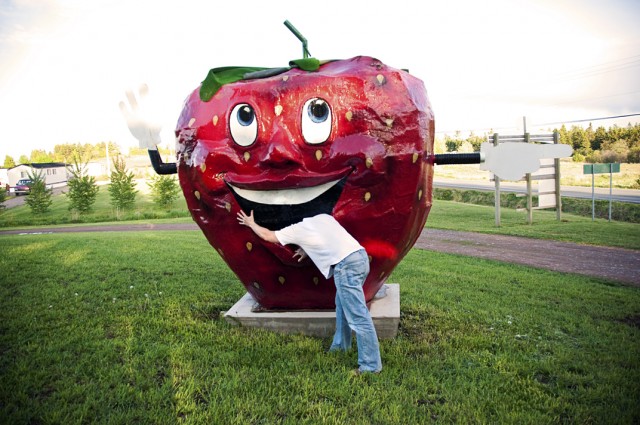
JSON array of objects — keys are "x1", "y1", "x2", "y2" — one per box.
[
  {"x1": 118, "y1": 84, "x2": 162, "y2": 149},
  {"x1": 237, "y1": 210, "x2": 255, "y2": 227},
  {"x1": 293, "y1": 247, "x2": 308, "y2": 262}
]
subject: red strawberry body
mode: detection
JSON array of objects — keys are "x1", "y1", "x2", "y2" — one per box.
[{"x1": 176, "y1": 56, "x2": 434, "y2": 309}]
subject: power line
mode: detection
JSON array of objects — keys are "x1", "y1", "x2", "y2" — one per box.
[
  {"x1": 547, "y1": 90, "x2": 640, "y2": 107},
  {"x1": 461, "y1": 54, "x2": 640, "y2": 101},
  {"x1": 532, "y1": 113, "x2": 640, "y2": 127},
  {"x1": 436, "y1": 113, "x2": 640, "y2": 135}
]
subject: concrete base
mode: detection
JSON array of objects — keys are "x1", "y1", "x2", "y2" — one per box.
[{"x1": 224, "y1": 284, "x2": 400, "y2": 339}]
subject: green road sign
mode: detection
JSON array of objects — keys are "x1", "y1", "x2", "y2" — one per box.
[{"x1": 583, "y1": 163, "x2": 620, "y2": 174}]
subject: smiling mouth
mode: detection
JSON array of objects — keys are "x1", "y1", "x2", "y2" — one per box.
[
  {"x1": 228, "y1": 179, "x2": 342, "y2": 205},
  {"x1": 228, "y1": 177, "x2": 347, "y2": 231}
]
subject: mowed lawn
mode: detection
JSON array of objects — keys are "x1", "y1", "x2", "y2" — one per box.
[{"x1": 1, "y1": 229, "x2": 638, "y2": 424}]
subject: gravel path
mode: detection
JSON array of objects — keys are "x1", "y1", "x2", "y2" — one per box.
[
  {"x1": 415, "y1": 228, "x2": 639, "y2": 287},
  {"x1": 2, "y1": 223, "x2": 638, "y2": 287}
]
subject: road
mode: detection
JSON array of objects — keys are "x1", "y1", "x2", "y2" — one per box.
[{"x1": 434, "y1": 178, "x2": 640, "y2": 204}]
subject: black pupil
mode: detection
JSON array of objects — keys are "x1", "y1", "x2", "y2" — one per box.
[
  {"x1": 309, "y1": 100, "x2": 328, "y2": 121},
  {"x1": 238, "y1": 106, "x2": 254, "y2": 126}
]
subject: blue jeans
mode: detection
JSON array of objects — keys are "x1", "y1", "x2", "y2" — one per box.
[{"x1": 329, "y1": 249, "x2": 382, "y2": 373}]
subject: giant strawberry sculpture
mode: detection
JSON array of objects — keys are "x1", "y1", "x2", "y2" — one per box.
[{"x1": 172, "y1": 55, "x2": 434, "y2": 309}]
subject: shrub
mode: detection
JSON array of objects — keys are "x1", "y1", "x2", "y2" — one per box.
[
  {"x1": 433, "y1": 188, "x2": 640, "y2": 223},
  {"x1": 600, "y1": 150, "x2": 627, "y2": 164},
  {"x1": 628, "y1": 147, "x2": 640, "y2": 164},
  {"x1": 66, "y1": 154, "x2": 99, "y2": 214},
  {"x1": 0, "y1": 186, "x2": 6, "y2": 210},
  {"x1": 108, "y1": 156, "x2": 137, "y2": 217},
  {"x1": 24, "y1": 171, "x2": 53, "y2": 214},
  {"x1": 147, "y1": 174, "x2": 181, "y2": 209}
]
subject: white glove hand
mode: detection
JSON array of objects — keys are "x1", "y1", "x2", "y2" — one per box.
[
  {"x1": 480, "y1": 142, "x2": 573, "y2": 181},
  {"x1": 118, "y1": 84, "x2": 162, "y2": 149}
]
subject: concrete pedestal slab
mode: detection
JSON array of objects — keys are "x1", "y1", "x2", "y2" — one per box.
[{"x1": 224, "y1": 284, "x2": 400, "y2": 339}]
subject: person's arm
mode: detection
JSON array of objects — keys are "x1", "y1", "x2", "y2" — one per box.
[{"x1": 237, "y1": 210, "x2": 279, "y2": 244}]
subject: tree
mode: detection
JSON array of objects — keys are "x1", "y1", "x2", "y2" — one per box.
[
  {"x1": 53, "y1": 143, "x2": 77, "y2": 163},
  {"x1": 24, "y1": 170, "x2": 53, "y2": 214},
  {"x1": 467, "y1": 132, "x2": 485, "y2": 152},
  {"x1": 96, "y1": 141, "x2": 120, "y2": 159},
  {"x1": 569, "y1": 126, "x2": 591, "y2": 157},
  {"x1": 18, "y1": 155, "x2": 29, "y2": 164},
  {"x1": 108, "y1": 155, "x2": 137, "y2": 216},
  {"x1": 66, "y1": 153, "x2": 99, "y2": 214},
  {"x1": 30, "y1": 149, "x2": 54, "y2": 163},
  {"x1": 444, "y1": 134, "x2": 463, "y2": 152},
  {"x1": 433, "y1": 136, "x2": 447, "y2": 154},
  {"x1": 3, "y1": 155, "x2": 16, "y2": 168},
  {"x1": 148, "y1": 174, "x2": 181, "y2": 209},
  {"x1": 592, "y1": 126, "x2": 607, "y2": 151}
]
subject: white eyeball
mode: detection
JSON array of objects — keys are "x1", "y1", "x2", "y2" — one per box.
[
  {"x1": 230, "y1": 103, "x2": 257, "y2": 147},
  {"x1": 301, "y1": 98, "x2": 331, "y2": 145}
]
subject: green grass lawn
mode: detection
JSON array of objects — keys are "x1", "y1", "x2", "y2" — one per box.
[
  {"x1": 0, "y1": 187, "x2": 190, "y2": 228},
  {"x1": 428, "y1": 200, "x2": 640, "y2": 250},
  {"x1": 3, "y1": 190, "x2": 639, "y2": 250},
  {"x1": 1, "y1": 231, "x2": 638, "y2": 424}
]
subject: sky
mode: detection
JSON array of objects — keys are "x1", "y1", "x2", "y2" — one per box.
[{"x1": 1, "y1": 0, "x2": 639, "y2": 162}]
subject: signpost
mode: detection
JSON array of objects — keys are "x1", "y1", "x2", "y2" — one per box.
[
  {"x1": 489, "y1": 131, "x2": 563, "y2": 226},
  {"x1": 583, "y1": 163, "x2": 620, "y2": 222}
]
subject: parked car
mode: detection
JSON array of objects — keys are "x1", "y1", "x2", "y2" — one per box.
[{"x1": 12, "y1": 179, "x2": 33, "y2": 195}]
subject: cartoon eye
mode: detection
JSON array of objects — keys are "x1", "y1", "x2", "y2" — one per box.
[
  {"x1": 230, "y1": 103, "x2": 257, "y2": 147},
  {"x1": 301, "y1": 98, "x2": 331, "y2": 145}
]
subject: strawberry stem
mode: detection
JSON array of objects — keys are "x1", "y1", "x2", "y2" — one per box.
[{"x1": 284, "y1": 20, "x2": 311, "y2": 59}]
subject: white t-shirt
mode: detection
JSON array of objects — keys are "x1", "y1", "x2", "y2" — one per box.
[{"x1": 275, "y1": 214, "x2": 363, "y2": 279}]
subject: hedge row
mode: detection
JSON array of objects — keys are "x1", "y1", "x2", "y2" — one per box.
[{"x1": 433, "y1": 188, "x2": 640, "y2": 223}]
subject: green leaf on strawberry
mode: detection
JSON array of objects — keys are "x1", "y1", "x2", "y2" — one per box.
[
  {"x1": 199, "y1": 59, "x2": 322, "y2": 102},
  {"x1": 199, "y1": 66, "x2": 267, "y2": 102}
]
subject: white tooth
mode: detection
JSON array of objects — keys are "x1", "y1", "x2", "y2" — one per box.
[{"x1": 229, "y1": 179, "x2": 340, "y2": 205}]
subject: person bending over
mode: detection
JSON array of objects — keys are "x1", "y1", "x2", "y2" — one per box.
[{"x1": 237, "y1": 210, "x2": 382, "y2": 374}]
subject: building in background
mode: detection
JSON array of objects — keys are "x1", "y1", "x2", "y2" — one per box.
[{"x1": 7, "y1": 162, "x2": 69, "y2": 190}]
